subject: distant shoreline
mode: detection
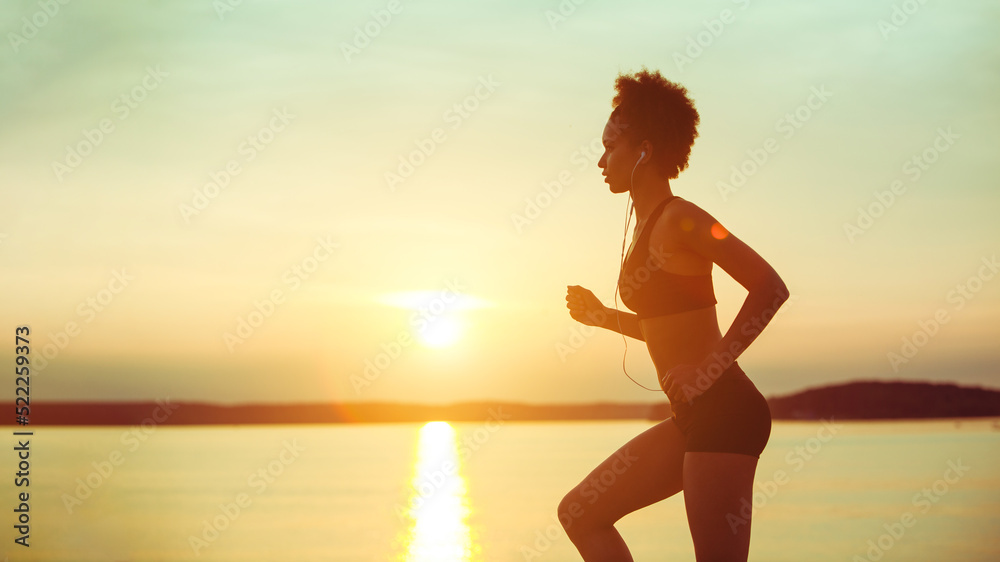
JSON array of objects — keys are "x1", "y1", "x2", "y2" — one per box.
[{"x1": 4, "y1": 379, "x2": 1000, "y2": 425}]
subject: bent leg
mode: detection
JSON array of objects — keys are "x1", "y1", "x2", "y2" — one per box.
[
  {"x1": 682, "y1": 452, "x2": 759, "y2": 562},
  {"x1": 558, "y1": 417, "x2": 687, "y2": 561}
]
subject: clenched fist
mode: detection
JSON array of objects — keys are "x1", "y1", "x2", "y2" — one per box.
[{"x1": 565, "y1": 285, "x2": 610, "y2": 327}]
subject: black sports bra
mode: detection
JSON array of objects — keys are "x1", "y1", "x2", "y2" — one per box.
[{"x1": 618, "y1": 196, "x2": 717, "y2": 319}]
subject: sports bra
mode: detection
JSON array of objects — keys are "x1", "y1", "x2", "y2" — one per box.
[{"x1": 618, "y1": 196, "x2": 717, "y2": 319}]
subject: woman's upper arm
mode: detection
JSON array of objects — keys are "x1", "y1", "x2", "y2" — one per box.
[{"x1": 671, "y1": 201, "x2": 785, "y2": 292}]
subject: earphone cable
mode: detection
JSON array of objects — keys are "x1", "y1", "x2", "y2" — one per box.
[{"x1": 615, "y1": 157, "x2": 662, "y2": 393}]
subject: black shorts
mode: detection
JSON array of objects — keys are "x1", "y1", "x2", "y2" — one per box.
[{"x1": 669, "y1": 362, "x2": 772, "y2": 458}]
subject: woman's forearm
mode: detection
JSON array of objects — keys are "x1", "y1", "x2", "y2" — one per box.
[
  {"x1": 599, "y1": 307, "x2": 645, "y2": 341},
  {"x1": 698, "y1": 277, "x2": 789, "y2": 375}
]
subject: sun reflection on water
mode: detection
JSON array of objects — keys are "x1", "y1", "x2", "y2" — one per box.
[{"x1": 397, "y1": 421, "x2": 477, "y2": 561}]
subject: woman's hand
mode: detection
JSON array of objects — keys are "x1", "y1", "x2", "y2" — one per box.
[
  {"x1": 565, "y1": 285, "x2": 609, "y2": 327},
  {"x1": 660, "y1": 364, "x2": 713, "y2": 404}
]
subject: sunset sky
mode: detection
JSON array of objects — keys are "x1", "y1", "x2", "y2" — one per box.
[{"x1": 1, "y1": 0, "x2": 997, "y2": 405}]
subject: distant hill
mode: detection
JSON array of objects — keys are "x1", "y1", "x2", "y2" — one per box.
[
  {"x1": 3, "y1": 380, "x2": 998, "y2": 425},
  {"x1": 767, "y1": 379, "x2": 1000, "y2": 420}
]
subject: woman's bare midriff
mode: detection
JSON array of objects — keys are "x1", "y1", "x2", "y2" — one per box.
[{"x1": 640, "y1": 305, "x2": 750, "y2": 393}]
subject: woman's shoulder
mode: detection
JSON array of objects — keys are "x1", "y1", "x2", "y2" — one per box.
[
  {"x1": 646, "y1": 196, "x2": 717, "y2": 272},
  {"x1": 654, "y1": 196, "x2": 727, "y2": 249},
  {"x1": 658, "y1": 196, "x2": 711, "y2": 230}
]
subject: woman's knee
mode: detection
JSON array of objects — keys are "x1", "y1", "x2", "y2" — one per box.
[{"x1": 557, "y1": 485, "x2": 600, "y2": 538}]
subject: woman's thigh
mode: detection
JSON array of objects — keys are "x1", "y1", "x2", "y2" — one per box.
[
  {"x1": 559, "y1": 417, "x2": 688, "y2": 531},
  {"x1": 683, "y1": 451, "x2": 759, "y2": 561}
]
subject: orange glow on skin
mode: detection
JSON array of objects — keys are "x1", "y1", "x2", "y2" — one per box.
[{"x1": 711, "y1": 222, "x2": 729, "y2": 240}]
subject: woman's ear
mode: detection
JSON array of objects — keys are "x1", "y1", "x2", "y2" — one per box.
[{"x1": 639, "y1": 142, "x2": 652, "y2": 162}]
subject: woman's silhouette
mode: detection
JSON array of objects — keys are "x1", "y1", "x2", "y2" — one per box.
[{"x1": 561, "y1": 68, "x2": 789, "y2": 561}]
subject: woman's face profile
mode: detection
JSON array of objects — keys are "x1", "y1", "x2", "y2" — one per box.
[{"x1": 598, "y1": 115, "x2": 636, "y2": 194}]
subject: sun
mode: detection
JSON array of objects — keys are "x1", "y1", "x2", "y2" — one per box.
[
  {"x1": 377, "y1": 290, "x2": 491, "y2": 349},
  {"x1": 419, "y1": 315, "x2": 463, "y2": 348}
]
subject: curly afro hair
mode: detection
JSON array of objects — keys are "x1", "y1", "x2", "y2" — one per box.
[{"x1": 611, "y1": 68, "x2": 700, "y2": 180}]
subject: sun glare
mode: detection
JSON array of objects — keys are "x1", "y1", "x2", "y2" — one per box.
[{"x1": 397, "y1": 421, "x2": 477, "y2": 561}]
